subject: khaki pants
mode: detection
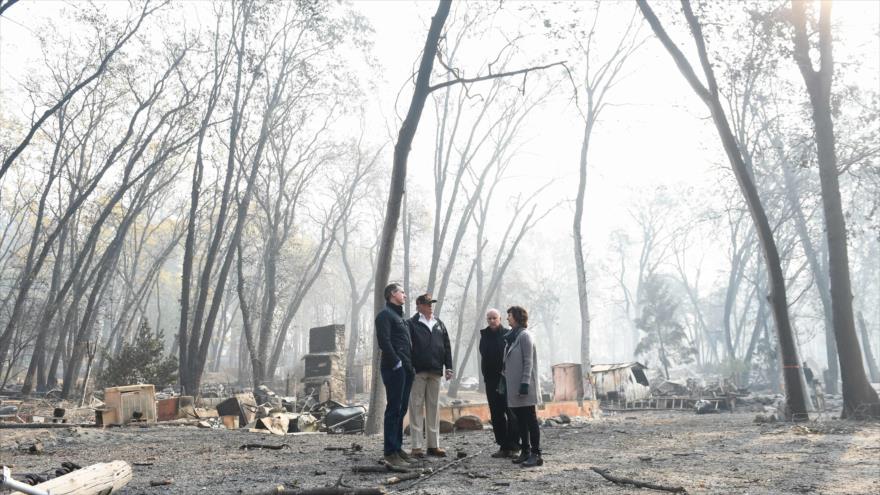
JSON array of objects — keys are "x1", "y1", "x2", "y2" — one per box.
[{"x1": 408, "y1": 372, "x2": 441, "y2": 449}]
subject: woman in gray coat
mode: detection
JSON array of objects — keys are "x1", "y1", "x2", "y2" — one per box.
[{"x1": 502, "y1": 306, "x2": 543, "y2": 467}]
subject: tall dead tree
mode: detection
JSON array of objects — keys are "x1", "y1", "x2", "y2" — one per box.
[
  {"x1": 366, "y1": 0, "x2": 563, "y2": 433},
  {"x1": 179, "y1": 0, "x2": 258, "y2": 395},
  {"x1": 338, "y1": 140, "x2": 382, "y2": 399},
  {"x1": 367, "y1": 0, "x2": 453, "y2": 435},
  {"x1": 790, "y1": 0, "x2": 880, "y2": 418},
  {"x1": 722, "y1": 208, "x2": 757, "y2": 361},
  {"x1": 636, "y1": 0, "x2": 808, "y2": 420},
  {"x1": 857, "y1": 312, "x2": 880, "y2": 383},
  {"x1": 611, "y1": 190, "x2": 676, "y2": 361},
  {"x1": 568, "y1": 4, "x2": 642, "y2": 386},
  {"x1": 339, "y1": 222, "x2": 378, "y2": 399}
]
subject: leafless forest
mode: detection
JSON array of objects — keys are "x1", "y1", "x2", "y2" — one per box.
[{"x1": 0, "y1": 0, "x2": 878, "y2": 492}]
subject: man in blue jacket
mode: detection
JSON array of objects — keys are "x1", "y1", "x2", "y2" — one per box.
[
  {"x1": 408, "y1": 293, "x2": 453, "y2": 458},
  {"x1": 375, "y1": 283, "x2": 416, "y2": 467}
]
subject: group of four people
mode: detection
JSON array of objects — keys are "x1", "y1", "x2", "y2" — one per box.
[{"x1": 375, "y1": 282, "x2": 543, "y2": 469}]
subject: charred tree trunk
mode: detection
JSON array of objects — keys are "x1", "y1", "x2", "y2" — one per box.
[
  {"x1": 637, "y1": 0, "x2": 808, "y2": 419},
  {"x1": 402, "y1": 197, "x2": 412, "y2": 317},
  {"x1": 571, "y1": 2, "x2": 639, "y2": 388},
  {"x1": 180, "y1": 3, "x2": 247, "y2": 395},
  {"x1": 367, "y1": 0, "x2": 452, "y2": 434},
  {"x1": 791, "y1": 0, "x2": 880, "y2": 418},
  {"x1": 781, "y1": 161, "x2": 839, "y2": 393},
  {"x1": 451, "y1": 257, "x2": 477, "y2": 375},
  {"x1": 857, "y1": 312, "x2": 879, "y2": 383},
  {"x1": 573, "y1": 119, "x2": 593, "y2": 383}
]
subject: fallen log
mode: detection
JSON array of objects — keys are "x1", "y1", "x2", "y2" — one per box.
[
  {"x1": 9, "y1": 460, "x2": 131, "y2": 495},
  {"x1": 590, "y1": 467, "x2": 687, "y2": 493}
]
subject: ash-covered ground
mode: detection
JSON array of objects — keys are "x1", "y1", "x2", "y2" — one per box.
[{"x1": 2, "y1": 411, "x2": 878, "y2": 494}]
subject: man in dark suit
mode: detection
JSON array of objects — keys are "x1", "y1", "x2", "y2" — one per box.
[
  {"x1": 479, "y1": 308, "x2": 519, "y2": 458},
  {"x1": 375, "y1": 283, "x2": 416, "y2": 467}
]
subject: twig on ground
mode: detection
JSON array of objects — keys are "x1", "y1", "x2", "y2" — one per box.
[
  {"x1": 590, "y1": 467, "x2": 687, "y2": 493},
  {"x1": 240, "y1": 444, "x2": 289, "y2": 450},
  {"x1": 392, "y1": 449, "x2": 483, "y2": 492}
]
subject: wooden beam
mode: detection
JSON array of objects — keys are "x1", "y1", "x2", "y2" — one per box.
[{"x1": 11, "y1": 461, "x2": 131, "y2": 495}]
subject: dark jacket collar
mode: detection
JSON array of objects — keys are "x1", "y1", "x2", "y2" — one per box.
[
  {"x1": 504, "y1": 326, "x2": 523, "y2": 346},
  {"x1": 481, "y1": 325, "x2": 509, "y2": 336},
  {"x1": 385, "y1": 301, "x2": 403, "y2": 316}
]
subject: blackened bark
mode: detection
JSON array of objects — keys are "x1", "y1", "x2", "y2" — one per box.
[
  {"x1": 637, "y1": 0, "x2": 808, "y2": 419},
  {"x1": 366, "y1": 0, "x2": 452, "y2": 434},
  {"x1": 857, "y1": 312, "x2": 879, "y2": 383},
  {"x1": 791, "y1": 0, "x2": 880, "y2": 418},
  {"x1": 781, "y1": 161, "x2": 839, "y2": 394}
]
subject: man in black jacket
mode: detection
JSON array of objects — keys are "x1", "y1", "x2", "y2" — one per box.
[
  {"x1": 376, "y1": 283, "x2": 416, "y2": 467},
  {"x1": 408, "y1": 293, "x2": 453, "y2": 458},
  {"x1": 479, "y1": 308, "x2": 519, "y2": 458}
]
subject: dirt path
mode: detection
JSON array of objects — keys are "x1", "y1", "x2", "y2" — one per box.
[{"x1": 1, "y1": 411, "x2": 878, "y2": 494}]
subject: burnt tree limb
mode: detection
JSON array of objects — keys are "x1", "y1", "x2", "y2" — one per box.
[{"x1": 590, "y1": 467, "x2": 687, "y2": 493}]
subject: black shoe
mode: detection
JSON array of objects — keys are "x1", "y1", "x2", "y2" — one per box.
[
  {"x1": 491, "y1": 448, "x2": 508, "y2": 458},
  {"x1": 521, "y1": 452, "x2": 543, "y2": 467},
  {"x1": 383, "y1": 452, "x2": 407, "y2": 468},
  {"x1": 426, "y1": 447, "x2": 447, "y2": 457},
  {"x1": 397, "y1": 450, "x2": 418, "y2": 464},
  {"x1": 511, "y1": 449, "x2": 530, "y2": 464}
]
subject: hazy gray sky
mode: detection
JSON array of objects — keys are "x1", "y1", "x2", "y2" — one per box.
[{"x1": 1, "y1": 0, "x2": 877, "y2": 367}]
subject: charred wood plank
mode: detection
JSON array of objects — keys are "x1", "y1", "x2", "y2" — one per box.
[{"x1": 9, "y1": 460, "x2": 131, "y2": 495}]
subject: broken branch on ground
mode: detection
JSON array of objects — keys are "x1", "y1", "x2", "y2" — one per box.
[{"x1": 591, "y1": 467, "x2": 687, "y2": 493}]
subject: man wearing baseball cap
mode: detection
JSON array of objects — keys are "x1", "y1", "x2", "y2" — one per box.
[{"x1": 407, "y1": 293, "x2": 453, "y2": 458}]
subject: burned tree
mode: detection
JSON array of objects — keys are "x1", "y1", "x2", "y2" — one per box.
[
  {"x1": 366, "y1": 0, "x2": 563, "y2": 433},
  {"x1": 636, "y1": 0, "x2": 809, "y2": 419},
  {"x1": 789, "y1": 0, "x2": 880, "y2": 418},
  {"x1": 559, "y1": 0, "x2": 643, "y2": 401}
]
